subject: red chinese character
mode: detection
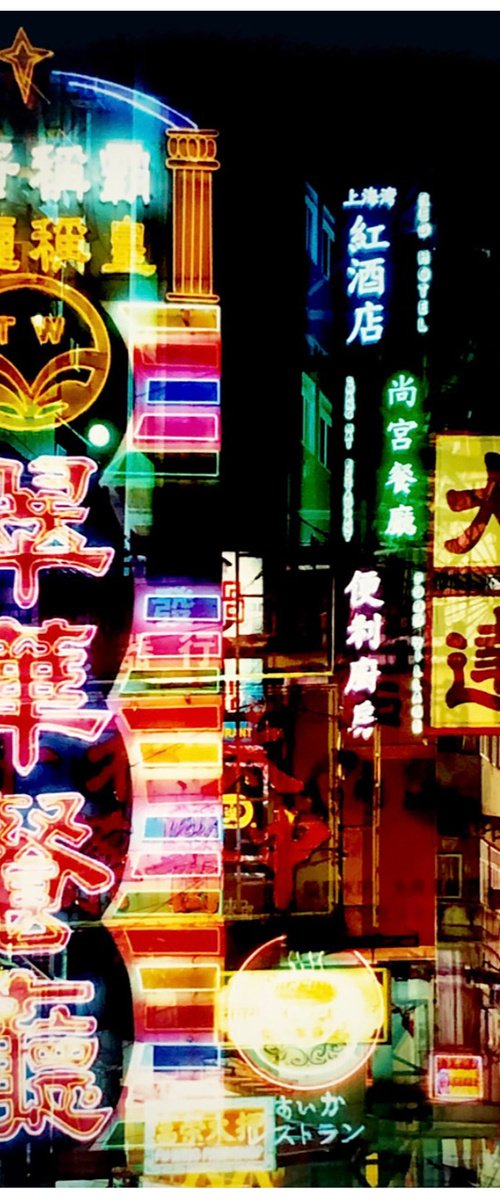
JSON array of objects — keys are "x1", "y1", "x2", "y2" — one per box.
[
  {"x1": 445, "y1": 452, "x2": 500, "y2": 553},
  {"x1": 223, "y1": 581, "x2": 245, "y2": 627},
  {"x1": 446, "y1": 608, "x2": 500, "y2": 710},
  {"x1": 0, "y1": 969, "x2": 111, "y2": 1141},
  {"x1": 0, "y1": 616, "x2": 111, "y2": 775},
  {"x1": 0, "y1": 456, "x2": 114, "y2": 607},
  {"x1": 0, "y1": 791, "x2": 114, "y2": 953}
]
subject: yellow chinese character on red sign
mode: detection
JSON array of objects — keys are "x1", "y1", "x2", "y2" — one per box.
[{"x1": 29, "y1": 217, "x2": 90, "y2": 274}]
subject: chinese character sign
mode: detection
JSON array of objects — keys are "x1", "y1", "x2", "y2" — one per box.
[
  {"x1": 0, "y1": 455, "x2": 114, "y2": 606},
  {"x1": 0, "y1": 791, "x2": 114, "y2": 954},
  {"x1": 377, "y1": 372, "x2": 427, "y2": 548},
  {"x1": 344, "y1": 188, "x2": 397, "y2": 348},
  {"x1": 433, "y1": 436, "x2": 500, "y2": 570},
  {"x1": 0, "y1": 969, "x2": 111, "y2": 1142},
  {"x1": 430, "y1": 594, "x2": 500, "y2": 730},
  {"x1": 344, "y1": 570, "x2": 383, "y2": 741}
]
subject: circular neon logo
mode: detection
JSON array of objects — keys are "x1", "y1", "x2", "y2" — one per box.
[{"x1": 225, "y1": 936, "x2": 386, "y2": 1092}]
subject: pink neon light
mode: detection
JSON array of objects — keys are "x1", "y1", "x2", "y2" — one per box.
[
  {"x1": 0, "y1": 969, "x2": 111, "y2": 1142},
  {"x1": 133, "y1": 407, "x2": 220, "y2": 450},
  {"x1": 0, "y1": 456, "x2": 114, "y2": 607}
]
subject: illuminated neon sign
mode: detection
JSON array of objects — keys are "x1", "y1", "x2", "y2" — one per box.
[
  {"x1": 0, "y1": 455, "x2": 114, "y2": 606},
  {"x1": 0, "y1": 969, "x2": 111, "y2": 1141},
  {"x1": 0, "y1": 791, "x2": 114, "y2": 954},
  {"x1": 416, "y1": 191, "x2": 433, "y2": 335},
  {"x1": 344, "y1": 187, "x2": 397, "y2": 348},
  {"x1": 376, "y1": 372, "x2": 427, "y2": 547},
  {"x1": 432, "y1": 1053, "x2": 483, "y2": 1102},
  {"x1": 221, "y1": 937, "x2": 386, "y2": 1092},
  {"x1": 0, "y1": 616, "x2": 111, "y2": 776},
  {"x1": 342, "y1": 376, "x2": 356, "y2": 543},
  {"x1": 411, "y1": 570, "x2": 425, "y2": 735},
  {"x1": 143, "y1": 1097, "x2": 275, "y2": 1176},
  {"x1": 344, "y1": 570, "x2": 383, "y2": 741}
]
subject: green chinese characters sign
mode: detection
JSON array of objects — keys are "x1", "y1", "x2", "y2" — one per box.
[{"x1": 376, "y1": 371, "x2": 428, "y2": 552}]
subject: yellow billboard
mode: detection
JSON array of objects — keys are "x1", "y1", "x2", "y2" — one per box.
[
  {"x1": 431, "y1": 595, "x2": 500, "y2": 730},
  {"x1": 433, "y1": 435, "x2": 500, "y2": 570}
]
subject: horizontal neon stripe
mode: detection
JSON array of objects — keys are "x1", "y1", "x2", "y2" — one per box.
[
  {"x1": 120, "y1": 702, "x2": 222, "y2": 732},
  {"x1": 139, "y1": 964, "x2": 219, "y2": 990},
  {"x1": 147, "y1": 380, "x2": 220, "y2": 406},
  {"x1": 137, "y1": 631, "x2": 221, "y2": 660},
  {"x1": 138, "y1": 739, "x2": 222, "y2": 767},
  {"x1": 126, "y1": 927, "x2": 223, "y2": 956}
]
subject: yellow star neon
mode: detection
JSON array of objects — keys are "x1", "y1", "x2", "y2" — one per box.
[{"x1": 0, "y1": 28, "x2": 53, "y2": 105}]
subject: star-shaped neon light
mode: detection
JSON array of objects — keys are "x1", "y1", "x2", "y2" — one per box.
[{"x1": 0, "y1": 27, "x2": 53, "y2": 105}]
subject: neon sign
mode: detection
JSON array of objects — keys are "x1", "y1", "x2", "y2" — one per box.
[
  {"x1": 221, "y1": 937, "x2": 386, "y2": 1092},
  {"x1": 342, "y1": 376, "x2": 356, "y2": 543},
  {"x1": 143, "y1": 1097, "x2": 275, "y2": 1177},
  {"x1": 411, "y1": 570, "x2": 425, "y2": 735},
  {"x1": 344, "y1": 570, "x2": 383, "y2": 741},
  {"x1": 344, "y1": 188, "x2": 397, "y2": 348},
  {"x1": 432, "y1": 1053, "x2": 483, "y2": 1102},
  {"x1": 0, "y1": 455, "x2": 114, "y2": 606},
  {"x1": 0, "y1": 274, "x2": 110, "y2": 431},
  {"x1": 416, "y1": 191, "x2": 433, "y2": 335},
  {"x1": 377, "y1": 372, "x2": 427, "y2": 547},
  {"x1": 0, "y1": 969, "x2": 111, "y2": 1141},
  {"x1": 0, "y1": 791, "x2": 114, "y2": 954},
  {"x1": 0, "y1": 616, "x2": 111, "y2": 776}
]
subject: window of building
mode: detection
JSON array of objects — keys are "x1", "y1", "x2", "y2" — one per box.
[
  {"x1": 305, "y1": 184, "x2": 319, "y2": 265},
  {"x1": 480, "y1": 840, "x2": 500, "y2": 904},
  {"x1": 437, "y1": 853, "x2": 462, "y2": 899},
  {"x1": 480, "y1": 735, "x2": 500, "y2": 769},
  {"x1": 321, "y1": 208, "x2": 335, "y2": 279},
  {"x1": 318, "y1": 392, "x2": 332, "y2": 469},
  {"x1": 302, "y1": 372, "x2": 317, "y2": 454}
]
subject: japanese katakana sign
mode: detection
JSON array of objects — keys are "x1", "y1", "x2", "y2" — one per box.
[
  {"x1": 377, "y1": 372, "x2": 427, "y2": 548},
  {"x1": 274, "y1": 1090, "x2": 365, "y2": 1157},
  {"x1": 0, "y1": 968, "x2": 111, "y2": 1141},
  {"x1": 433, "y1": 436, "x2": 500, "y2": 570},
  {"x1": 430, "y1": 595, "x2": 500, "y2": 730}
]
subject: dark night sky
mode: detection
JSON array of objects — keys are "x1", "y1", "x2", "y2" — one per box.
[{"x1": 1, "y1": 11, "x2": 498, "y2": 554}]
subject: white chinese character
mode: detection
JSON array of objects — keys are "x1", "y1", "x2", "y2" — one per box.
[
  {"x1": 345, "y1": 656, "x2": 380, "y2": 695},
  {"x1": 346, "y1": 301, "x2": 384, "y2": 346},
  {"x1": 385, "y1": 462, "x2": 417, "y2": 496},
  {"x1": 387, "y1": 373, "x2": 417, "y2": 408},
  {"x1": 346, "y1": 612, "x2": 383, "y2": 652},
  {"x1": 342, "y1": 188, "x2": 362, "y2": 208},
  {"x1": 348, "y1": 216, "x2": 390, "y2": 255},
  {"x1": 345, "y1": 569, "x2": 383, "y2": 610},
  {"x1": 385, "y1": 504, "x2": 417, "y2": 538},
  {"x1": 347, "y1": 257, "x2": 385, "y2": 298},
  {"x1": 361, "y1": 186, "x2": 380, "y2": 208},
  {"x1": 349, "y1": 699, "x2": 376, "y2": 739},
  {"x1": 30, "y1": 145, "x2": 90, "y2": 204},
  {"x1": 379, "y1": 186, "x2": 397, "y2": 208},
  {"x1": 387, "y1": 418, "x2": 418, "y2": 452},
  {"x1": 99, "y1": 141, "x2": 151, "y2": 205},
  {"x1": 0, "y1": 143, "x2": 20, "y2": 200}
]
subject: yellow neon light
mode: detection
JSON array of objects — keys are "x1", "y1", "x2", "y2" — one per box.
[
  {"x1": 0, "y1": 273, "x2": 110, "y2": 431},
  {"x1": 0, "y1": 28, "x2": 53, "y2": 105}
]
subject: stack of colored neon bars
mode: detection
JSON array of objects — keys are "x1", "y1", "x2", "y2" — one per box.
[
  {"x1": 103, "y1": 580, "x2": 224, "y2": 1173},
  {"x1": 120, "y1": 301, "x2": 221, "y2": 476}
]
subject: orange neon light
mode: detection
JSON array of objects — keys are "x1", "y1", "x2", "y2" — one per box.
[
  {"x1": 0, "y1": 274, "x2": 110, "y2": 431},
  {"x1": 0, "y1": 28, "x2": 53, "y2": 105}
]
